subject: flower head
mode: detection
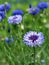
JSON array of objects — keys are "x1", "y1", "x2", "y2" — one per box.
[
  {"x1": 8, "y1": 15, "x2": 22, "y2": 24},
  {"x1": 0, "y1": 11, "x2": 5, "y2": 21},
  {"x1": 5, "y1": 37, "x2": 11, "y2": 43},
  {"x1": 4, "y1": 3, "x2": 11, "y2": 11},
  {"x1": 0, "y1": 3, "x2": 11, "y2": 11},
  {"x1": 29, "y1": 7, "x2": 40, "y2": 15},
  {"x1": 0, "y1": 4, "x2": 5, "y2": 11},
  {"x1": 12, "y1": 9, "x2": 24, "y2": 15},
  {"x1": 23, "y1": 31, "x2": 44, "y2": 47},
  {"x1": 38, "y1": 2, "x2": 48, "y2": 10},
  {"x1": 5, "y1": 37, "x2": 14, "y2": 44}
]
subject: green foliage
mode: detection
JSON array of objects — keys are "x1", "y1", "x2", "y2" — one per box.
[{"x1": 0, "y1": 1, "x2": 49, "y2": 65}]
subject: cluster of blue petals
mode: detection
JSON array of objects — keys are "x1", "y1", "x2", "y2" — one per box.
[
  {"x1": 0, "y1": 3, "x2": 11, "y2": 21},
  {"x1": 29, "y1": 2, "x2": 48, "y2": 15},
  {"x1": 12, "y1": 9, "x2": 24, "y2": 15},
  {"x1": 0, "y1": 11, "x2": 5, "y2": 21},
  {"x1": 38, "y1": 2, "x2": 48, "y2": 10},
  {"x1": 0, "y1": 3, "x2": 11, "y2": 11}
]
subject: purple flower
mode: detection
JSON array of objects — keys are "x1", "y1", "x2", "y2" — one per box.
[
  {"x1": 38, "y1": 2, "x2": 48, "y2": 10},
  {"x1": 5, "y1": 3, "x2": 11, "y2": 11},
  {"x1": 29, "y1": 7, "x2": 40, "y2": 15},
  {"x1": 5, "y1": 37, "x2": 14, "y2": 44},
  {"x1": 0, "y1": 11, "x2": 5, "y2": 21},
  {"x1": 0, "y1": 4, "x2": 5, "y2": 11},
  {"x1": 5, "y1": 37, "x2": 11, "y2": 43},
  {"x1": 0, "y1": 3, "x2": 11, "y2": 11},
  {"x1": 8, "y1": 15, "x2": 22, "y2": 24},
  {"x1": 23, "y1": 31, "x2": 44, "y2": 47},
  {"x1": 12, "y1": 9, "x2": 24, "y2": 15}
]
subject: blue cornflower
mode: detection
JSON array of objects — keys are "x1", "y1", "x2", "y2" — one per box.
[
  {"x1": 5, "y1": 37, "x2": 11, "y2": 43},
  {"x1": 38, "y1": 2, "x2": 48, "y2": 10},
  {"x1": 5, "y1": 37, "x2": 14, "y2": 44},
  {"x1": 12, "y1": 9, "x2": 24, "y2": 15},
  {"x1": 8, "y1": 15, "x2": 22, "y2": 24},
  {"x1": 0, "y1": 3, "x2": 11, "y2": 11},
  {"x1": 29, "y1": 7, "x2": 40, "y2": 15},
  {"x1": 0, "y1": 11, "x2": 5, "y2": 21},
  {"x1": 23, "y1": 31, "x2": 44, "y2": 47},
  {"x1": 0, "y1": 4, "x2": 5, "y2": 11},
  {"x1": 5, "y1": 3, "x2": 11, "y2": 11}
]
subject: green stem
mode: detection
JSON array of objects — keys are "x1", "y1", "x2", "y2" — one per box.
[{"x1": 33, "y1": 47, "x2": 36, "y2": 65}]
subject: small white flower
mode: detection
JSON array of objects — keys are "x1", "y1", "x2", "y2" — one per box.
[
  {"x1": 40, "y1": 14, "x2": 44, "y2": 17},
  {"x1": 43, "y1": 19, "x2": 47, "y2": 23},
  {"x1": 45, "y1": 23, "x2": 49, "y2": 28},
  {"x1": 21, "y1": 24, "x2": 24, "y2": 30}
]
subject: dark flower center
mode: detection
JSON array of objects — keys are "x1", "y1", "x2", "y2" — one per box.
[
  {"x1": 13, "y1": 16, "x2": 17, "y2": 19},
  {"x1": 29, "y1": 35, "x2": 38, "y2": 42},
  {"x1": 13, "y1": 16, "x2": 18, "y2": 23}
]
